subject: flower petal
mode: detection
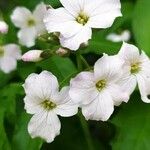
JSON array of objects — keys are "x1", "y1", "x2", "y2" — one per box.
[
  {"x1": 23, "y1": 71, "x2": 59, "y2": 101},
  {"x1": 11, "y1": 7, "x2": 32, "y2": 28},
  {"x1": 60, "y1": 26, "x2": 92, "y2": 50},
  {"x1": 18, "y1": 27, "x2": 37, "y2": 47},
  {"x1": 3, "y1": 44, "x2": 21, "y2": 59},
  {"x1": 28, "y1": 111, "x2": 61, "y2": 143},
  {"x1": 94, "y1": 54, "x2": 124, "y2": 82},
  {"x1": 82, "y1": 90, "x2": 114, "y2": 121},
  {"x1": 87, "y1": 10, "x2": 121, "y2": 28},
  {"x1": 44, "y1": 8, "x2": 82, "y2": 38},
  {"x1": 137, "y1": 74, "x2": 150, "y2": 103},
  {"x1": 54, "y1": 86, "x2": 78, "y2": 117},
  {"x1": 0, "y1": 57, "x2": 17, "y2": 73},
  {"x1": 69, "y1": 72, "x2": 98, "y2": 105},
  {"x1": 118, "y1": 42, "x2": 140, "y2": 63},
  {"x1": 107, "y1": 84, "x2": 129, "y2": 106},
  {"x1": 33, "y1": 2, "x2": 47, "y2": 34},
  {"x1": 60, "y1": 0, "x2": 84, "y2": 16}
]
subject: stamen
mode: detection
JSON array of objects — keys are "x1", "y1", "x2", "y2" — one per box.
[
  {"x1": 131, "y1": 62, "x2": 141, "y2": 74},
  {"x1": 96, "y1": 79, "x2": 107, "y2": 92},
  {"x1": 27, "y1": 18, "x2": 36, "y2": 27},
  {"x1": 76, "y1": 12, "x2": 89, "y2": 25},
  {"x1": 41, "y1": 100, "x2": 56, "y2": 110}
]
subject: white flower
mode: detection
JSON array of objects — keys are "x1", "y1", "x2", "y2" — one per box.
[
  {"x1": 0, "y1": 44, "x2": 21, "y2": 73},
  {"x1": 23, "y1": 71, "x2": 78, "y2": 143},
  {"x1": 44, "y1": 0, "x2": 122, "y2": 50},
  {"x1": 117, "y1": 42, "x2": 150, "y2": 103},
  {"x1": 11, "y1": 3, "x2": 47, "y2": 47},
  {"x1": 0, "y1": 21, "x2": 8, "y2": 34},
  {"x1": 69, "y1": 54, "x2": 129, "y2": 121},
  {"x1": 22, "y1": 50, "x2": 43, "y2": 62},
  {"x1": 106, "y1": 30, "x2": 131, "y2": 42}
]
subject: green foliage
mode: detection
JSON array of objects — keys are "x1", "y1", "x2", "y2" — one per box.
[
  {"x1": 133, "y1": 0, "x2": 150, "y2": 55},
  {"x1": 111, "y1": 92, "x2": 150, "y2": 150}
]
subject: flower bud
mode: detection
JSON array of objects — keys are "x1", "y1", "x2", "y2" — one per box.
[
  {"x1": 22, "y1": 50, "x2": 43, "y2": 62},
  {"x1": 0, "y1": 21, "x2": 8, "y2": 34},
  {"x1": 56, "y1": 48, "x2": 69, "y2": 57}
]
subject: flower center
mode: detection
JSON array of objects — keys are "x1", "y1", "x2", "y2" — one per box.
[
  {"x1": 130, "y1": 62, "x2": 141, "y2": 74},
  {"x1": 41, "y1": 100, "x2": 56, "y2": 111},
  {"x1": 0, "y1": 46, "x2": 4, "y2": 57},
  {"x1": 27, "y1": 18, "x2": 36, "y2": 27},
  {"x1": 76, "y1": 11, "x2": 89, "y2": 25},
  {"x1": 96, "y1": 79, "x2": 107, "y2": 92}
]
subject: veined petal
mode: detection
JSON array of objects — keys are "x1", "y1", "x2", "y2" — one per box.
[
  {"x1": 33, "y1": 2, "x2": 47, "y2": 34},
  {"x1": 33, "y1": 2, "x2": 47, "y2": 22},
  {"x1": 87, "y1": 10, "x2": 121, "y2": 28},
  {"x1": 11, "y1": 7, "x2": 32, "y2": 28},
  {"x1": 24, "y1": 95, "x2": 44, "y2": 114},
  {"x1": 23, "y1": 71, "x2": 59, "y2": 101},
  {"x1": 18, "y1": 27, "x2": 37, "y2": 47},
  {"x1": 94, "y1": 54, "x2": 124, "y2": 82},
  {"x1": 107, "y1": 84, "x2": 129, "y2": 106},
  {"x1": 60, "y1": 26, "x2": 92, "y2": 50},
  {"x1": 69, "y1": 72, "x2": 98, "y2": 105},
  {"x1": 0, "y1": 57, "x2": 17, "y2": 73},
  {"x1": 118, "y1": 42, "x2": 140, "y2": 63},
  {"x1": 44, "y1": 8, "x2": 82, "y2": 38},
  {"x1": 60, "y1": 0, "x2": 85, "y2": 16},
  {"x1": 82, "y1": 90, "x2": 114, "y2": 121},
  {"x1": 28, "y1": 111, "x2": 61, "y2": 143},
  {"x1": 137, "y1": 74, "x2": 150, "y2": 103},
  {"x1": 118, "y1": 74, "x2": 137, "y2": 97},
  {"x1": 3, "y1": 44, "x2": 21, "y2": 59},
  {"x1": 53, "y1": 86, "x2": 78, "y2": 117}
]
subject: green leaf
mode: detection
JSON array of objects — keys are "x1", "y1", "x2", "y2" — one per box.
[
  {"x1": 111, "y1": 92, "x2": 150, "y2": 150},
  {"x1": 37, "y1": 56, "x2": 77, "y2": 83},
  {"x1": 0, "y1": 109, "x2": 11, "y2": 150},
  {"x1": 132, "y1": 0, "x2": 150, "y2": 55},
  {"x1": 12, "y1": 112, "x2": 43, "y2": 150}
]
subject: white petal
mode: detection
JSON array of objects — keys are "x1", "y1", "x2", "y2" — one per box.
[
  {"x1": 33, "y1": 2, "x2": 47, "y2": 34},
  {"x1": 118, "y1": 42, "x2": 140, "y2": 63},
  {"x1": 137, "y1": 74, "x2": 150, "y2": 103},
  {"x1": 28, "y1": 111, "x2": 61, "y2": 143},
  {"x1": 54, "y1": 86, "x2": 78, "y2": 117},
  {"x1": 69, "y1": 72, "x2": 99, "y2": 105},
  {"x1": 0, "y1": 57, "x2": 17, "y2": 73},
  {"x1": 11, "y1": 7, "x2": 32, "y2": 28},
  {"x1": 60, "y1": 0, "x2": 84, "y2": 16},
  {"x1": 118, "y1": 74, "x2": 137, "y2": 97},
  {"x1": 84, "y1": 0, "x2": 121, "y2": 16},
  {"x1": 24, "y1": 95, "x2": 44, "y2": 114},
  {"x1": 60, "y1": 26, "x2": 92, "y2": 50},
  {"x1": 18, "y1": 27, "x2": 37, "y2": 47},
  {"x1": 44, "y1": 8, "x2": 82, "y2": 38},
  {"x1": 0, "y1": 21, "x2": 8, "y2": 34},
  {"x1": 82, "y1": 90, "x2": 114, "y2": 121},
  {"x1": 106, "y1": 33, "x2": 123, "y2": 42},
  {"x1": 23, "y1": 71, "x2": 59, "y2": 100},
  {"x1": 87, "y1": 10, "x2": 121, "y2": 29},
  {"x1": 94, "y1": 54, "x2": 124, "y2": 82},
  {"x1": 139, "y1": 51, "x2": 150, "y2": 77},
  {"x1": 3, "y1": 44, "x2": 21, "y2": 59},
  {"x1": 107, "y1": 84, "x2": 129, "y2": 106},
  {"x1": 33, "y1": 2, "x2": 47, "y2": 21}
]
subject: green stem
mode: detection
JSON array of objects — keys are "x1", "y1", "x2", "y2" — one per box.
[
  {"x1": 80, "y1": 55, "x2": 90, "y2": 68},
  {"x1": 76, "y1": 53, "x2": 94, "y2": 150},
  {"x1": 78, "y1": 112, "x2": 94, "y2": 150}
]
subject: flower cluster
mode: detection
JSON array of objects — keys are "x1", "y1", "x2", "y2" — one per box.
[{"x1": 2, "y1": 0, "x2": 150, "y2": 145}]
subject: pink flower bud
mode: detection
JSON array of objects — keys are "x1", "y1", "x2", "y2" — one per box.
[
  {"x1": 0, "y1": 21, "x2": 8, "y2": 34},
  {"x1": 22, "y1": 50, "x2": 43, "y2": 62},
  {"x1": 56, "y1": 48, "x2": 69, "y2": 57}
]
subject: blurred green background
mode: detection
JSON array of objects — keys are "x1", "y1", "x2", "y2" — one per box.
[{"x1": 1, "y1": 0, "x2": 150, "y2": 150}]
